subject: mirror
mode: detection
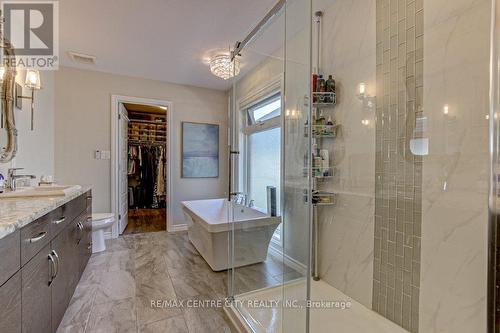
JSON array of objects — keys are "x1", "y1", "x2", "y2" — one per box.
[{"x1": 0, "y1": 36, "x2": 18, "y2": 163}]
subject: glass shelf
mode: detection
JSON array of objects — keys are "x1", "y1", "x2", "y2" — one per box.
[{"x1": 313, "y1": 92, "x2": 336, "y2": 106}]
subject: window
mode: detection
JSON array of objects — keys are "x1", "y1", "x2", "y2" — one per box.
[
  {"x1": 243, "y1": 93, "x2": 282, "y2": 247},
  {"x1": 248, "y1": 127, "x2": 281, "y2": 213},
  {"x1": 247, "y1": 96, "x2": 281, "y2": 125}
]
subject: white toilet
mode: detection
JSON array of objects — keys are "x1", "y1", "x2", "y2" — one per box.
[{"x1": 91, "y1": 213, "x2": 115, "y2": 253}]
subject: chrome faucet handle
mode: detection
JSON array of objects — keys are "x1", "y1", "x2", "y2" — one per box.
[
  {"x1": 7, "y1": 168, "x2": 23, "y2": 176},
  {"x1": 248, "y1": 200, "x2": 255, "y2": 208}
]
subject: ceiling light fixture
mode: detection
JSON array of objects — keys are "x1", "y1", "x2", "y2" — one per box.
[{"x1": 209, "y1": 54, "x2": 240, "y2": 80}]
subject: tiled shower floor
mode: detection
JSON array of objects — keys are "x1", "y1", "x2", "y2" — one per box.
[
  {"x1": 233, "y1": 280, "x2": 410, "y2": 333},
  {"x1": 56, "y1": 231, "x2": 298, "y2": 333}
]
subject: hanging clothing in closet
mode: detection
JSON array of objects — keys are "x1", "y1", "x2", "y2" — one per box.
[{"x1": 128, "y1": 144, "x2": 166, "y2": 209}]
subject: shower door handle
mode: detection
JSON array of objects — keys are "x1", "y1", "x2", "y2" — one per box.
[{"x1": 228, "y1": 150, "x2": 240, "y2": 201}]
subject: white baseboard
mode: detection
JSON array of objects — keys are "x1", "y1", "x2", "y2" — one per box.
[
  {"x1": 268, "y1": 245, "x2": 307, "y2": 275},
  {"x1": 168, "y1": 223, "x2": 188, "y2": 233}
]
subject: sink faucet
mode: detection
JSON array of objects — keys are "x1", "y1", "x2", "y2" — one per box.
[{"x1": 7, "y1": 168, "x2": 36, "y2": 191}]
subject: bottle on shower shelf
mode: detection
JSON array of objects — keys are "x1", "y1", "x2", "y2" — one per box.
[
  {"x1": 326, "y1": 75, "x2": 336, "y2": 103},
  {"x1": 312, "y1": 67, "x2": 318, "y2": 99},
  {"x1": 318, "y1": 75, "x2": 326, "y2": 93},
  {"x1": 317, "y1": 110, "x2": 326, "y2": 126}
]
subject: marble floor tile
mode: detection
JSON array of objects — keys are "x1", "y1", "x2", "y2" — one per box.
[
  {"x1": 138, "y1": 315, "x2": 189, "y2": 333},
  {"x1": 94, "y1": 269, "x2": 136, "y2": 305},
  {"x1": 86, "y1": 297, "x2": 137, "y2": 333},
  {"x1": 171, "y1": 272, "x2": 227, "y2": 300},
  {"x1": 106, "y1": 249, "x2": 135, "y2": 273},
  {"x1": 136, "y1": 293, "x2": 183, "y2": 326},
  {"x1": 57, "y1": 283, "x2": 97, "y2": 332},
  {"x1": 105, "y1": 236, "x2": 135, "y2": 253},
  {"x1": 63, "y1": 231, "x2": 301, "y2": 333},
  {"x1": 182, "y1": 294, "x2": 234, "y2": 333}
]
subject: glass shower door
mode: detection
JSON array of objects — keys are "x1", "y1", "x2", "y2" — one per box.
[{"x1": 227, "y1": 0, "x2": 312, "y2": 331}]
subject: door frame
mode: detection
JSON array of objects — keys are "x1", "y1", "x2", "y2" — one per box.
[{"x1": 111, "y1": 95, "x2": 173, "y2": 239}]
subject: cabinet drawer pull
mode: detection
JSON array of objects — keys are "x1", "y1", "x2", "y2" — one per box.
[
  {"x1": 51, "y1": 250, "x2": 60, "y2": 279},
  {"x1": 53, "y1": 217, "x2": 66, "y2": 225},
  {"x1": 48, "y1": 253, "x2": 56, "y2": 284},
  {"x1": 28, "y1": 231, "x2": 47, "y2": 243}
]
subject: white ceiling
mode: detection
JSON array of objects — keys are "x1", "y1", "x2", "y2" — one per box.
[{"x1": 59, "y1": 0, "x2": 278, "y2": 91}]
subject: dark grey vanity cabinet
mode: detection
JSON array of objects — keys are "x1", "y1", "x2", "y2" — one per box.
[
  {"x1": 50, "y1": 222, "x2": 76, "y2": 333},
  {"x1": 0, "y1": 190, "x2": 92, "y2": 333},
  {"x1": 21, "y1": 244, "x2": 52, "y2": 333},
  {"x1": 0, "y1": 271, "x2": 21, "y2": 333}
]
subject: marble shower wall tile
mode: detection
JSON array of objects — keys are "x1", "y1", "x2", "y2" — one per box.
[
  {"x1": 315, "y1": 0, "x2": 377, "y2": 309},
  {"x1": 419, "y1": 0, "x2": 490, "y2": 332}
]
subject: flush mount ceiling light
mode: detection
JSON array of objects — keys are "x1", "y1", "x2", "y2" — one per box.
[{"x1": 209, "y1": 54, "x2": 240, "y2": 80}]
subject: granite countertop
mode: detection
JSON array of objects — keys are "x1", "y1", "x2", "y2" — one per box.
[{"x1": 0, "y1": 185, "x2": 92, "y2": 240}]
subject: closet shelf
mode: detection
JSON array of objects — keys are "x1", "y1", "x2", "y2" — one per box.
[
  {"x1": 129, "y1": 119, "x2": 167, "y2": 125},
  {"x1": 129, "y1": 129, "x2": 167, "y2": 133},
  {"x1": 129, "y1": 139, "x2": 166, "y2": 145}
]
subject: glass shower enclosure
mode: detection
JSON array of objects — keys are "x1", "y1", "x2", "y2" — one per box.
[
  {"x1": 226, "y1": 0, "x2": 312, "y2": 331},
  {"x1": 225, "y1": 0, "x2": 494, "y2": 332}
]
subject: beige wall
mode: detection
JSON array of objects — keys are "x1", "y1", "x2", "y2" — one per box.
[
  {"x1": 54, "y1": 67, "x2": 228, "y2": 225},
  {"x1": 0, "y1": 70, "x2": 55, "y2": 180}
]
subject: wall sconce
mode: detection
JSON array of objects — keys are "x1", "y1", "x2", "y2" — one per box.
[
  {"x1": 358, "y1": 82, "x2": 367, "y2": 98},
  {"x1": 15, "y1": 69, "x2": 42, "y2": 130},
  {"x1": 443, "y1": 104, "x2": 449, "y2": 115}
]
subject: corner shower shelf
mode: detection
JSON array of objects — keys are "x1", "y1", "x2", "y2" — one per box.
[
  {"x1": 304, "y1": 166, "x2": 335, "y2": 179},
  {"x1": 304, "y1": 124, "x2": 339, "y2": 138},
  {"x1": 312, "y1": 92, "x2": 336, "y2": 107},
  {"x1": 312, "y1": 191, "x2": 337, "y2": 206}
]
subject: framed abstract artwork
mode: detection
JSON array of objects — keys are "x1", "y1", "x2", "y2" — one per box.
[{"x1": 182, "y1": 122, "x2": 219, "y2": 178}]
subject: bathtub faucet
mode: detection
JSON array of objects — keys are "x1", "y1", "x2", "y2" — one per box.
[{"x1": 230, "y1": 192, "x2": 248, "y2": 206}]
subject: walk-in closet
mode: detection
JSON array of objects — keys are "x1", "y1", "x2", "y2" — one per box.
[{"x1": 124, "y1": 103, "x2": 167, "y2": 234}]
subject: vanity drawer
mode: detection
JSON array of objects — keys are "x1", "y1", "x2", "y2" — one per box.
[
  {"x1": 0, "y1": 230, "x2": 20, "y2": 287},
  {"x1": 20, "y1": 210, "x2": 57, "y2": 266},
  {"x1": 63, "y1": 194, "x2": 86, "y2": 224},
  {"x1": 49, "y1": 206, "x2": 69, "y2": 237}
]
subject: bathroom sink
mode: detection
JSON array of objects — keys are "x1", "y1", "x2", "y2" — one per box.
[{"x1": 0, "y1": 185, "x2": 82, "y2": 199}]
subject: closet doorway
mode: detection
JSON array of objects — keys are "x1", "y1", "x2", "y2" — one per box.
[{"x1": 111, "y1": 96, "x2": 172, "y2": 238}]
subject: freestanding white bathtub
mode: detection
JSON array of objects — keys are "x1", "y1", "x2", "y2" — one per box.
[{"x1": 182, "y1": 199, "x2": 281, "y2": 271}]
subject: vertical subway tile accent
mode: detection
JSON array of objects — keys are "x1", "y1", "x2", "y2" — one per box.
[{"x1": 374, "y1": 0, "x2": 422, "y2": 332}]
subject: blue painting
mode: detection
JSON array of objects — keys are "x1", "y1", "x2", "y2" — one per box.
[{"x1": 182, "y1": 122, "x2": 219, "y2": 178}]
